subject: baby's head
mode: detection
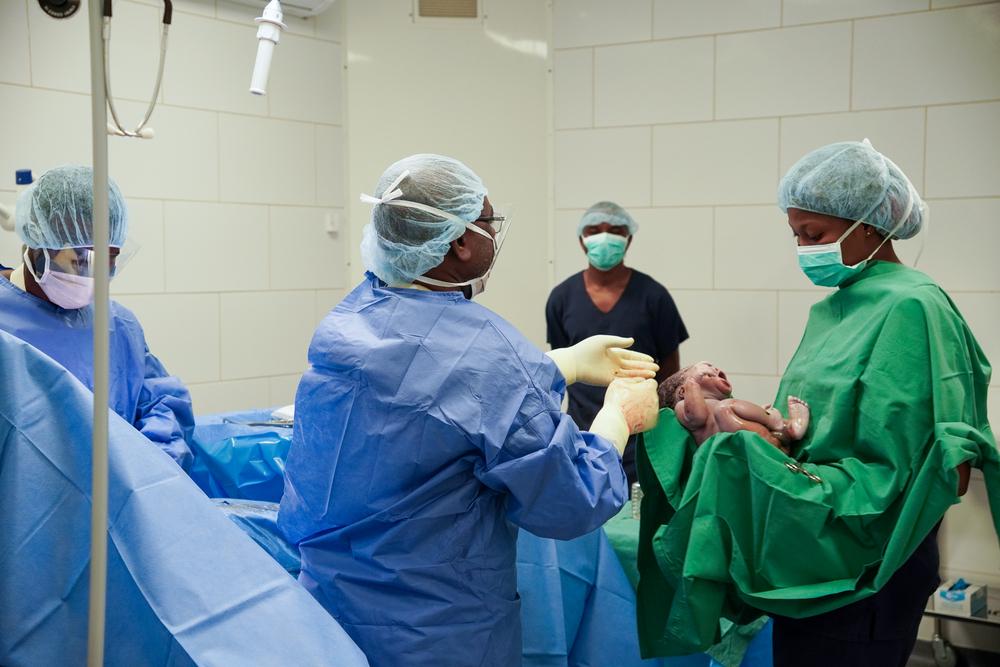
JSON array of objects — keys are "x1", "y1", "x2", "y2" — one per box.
[{"x1": 657, "y1": 362, "x2": 732, "y2": 409}]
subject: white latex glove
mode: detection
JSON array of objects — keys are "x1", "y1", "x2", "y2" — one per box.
[
  {"x1": 546, "y1": 335, "x2": 658, "y2": 387},
  {"x1": 589, "y1": 377, "x2": 660, "y2": 454}
]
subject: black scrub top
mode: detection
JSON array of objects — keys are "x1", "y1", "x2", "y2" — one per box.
[{"x1": 545, "y1": 270, "x2": 688, "y2": 482}]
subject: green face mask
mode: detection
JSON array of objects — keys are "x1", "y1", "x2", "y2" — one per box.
[{"x1": 583, "y1": 232, "x2": 628, "y2": 271}]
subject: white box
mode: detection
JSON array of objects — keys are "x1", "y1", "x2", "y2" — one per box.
[{"x1": 934, "y1": 579, "x2": 988, "y2": 618}]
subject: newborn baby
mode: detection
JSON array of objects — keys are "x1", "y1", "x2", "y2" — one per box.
[{"x1": 658, "y1": 362, "x2": 809, "y2": 454}]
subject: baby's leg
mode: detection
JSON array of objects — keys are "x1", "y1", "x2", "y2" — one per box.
[
  {"x1": 784, "y1": 396, "x2": 810, "y2": 440},
  {"x1": 724, "y1": 399, "x2": 784, "y2": 431},
  {"x1": 716, "y1": 400, "x2": 785, "y2": 450}
]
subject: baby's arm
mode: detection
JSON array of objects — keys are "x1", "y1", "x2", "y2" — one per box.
[{"x1": 676, "y1": 378, "x2": 710, "y2": 430}]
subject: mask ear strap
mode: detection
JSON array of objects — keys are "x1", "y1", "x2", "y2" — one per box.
[
  {"x1": 23, "y1": 247, "x2": 48, "y2": 282},
  {"x1": 910, "y1": 191, "x2": 929, "y2": 269}
]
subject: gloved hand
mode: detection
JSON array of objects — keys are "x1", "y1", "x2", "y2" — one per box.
[
  {"x1": 546, "y1": 335, "x2": 658, "y2": 387},
  {"x1": 589, "y1": 377, "x2": 660, "y2": 454}
]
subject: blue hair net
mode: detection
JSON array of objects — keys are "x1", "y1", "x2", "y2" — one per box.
[
  {"x1": 778, "y1": 140, "x2": 925, "y2": 240},
  {"x1": 15, "y1": 165, "x2": 128, "y2": 249},
  {"x1": 576, "y1": 201, "x2": 638, "y2": 237},
  {"x1": 361, "y1": 154, "x2": 487, "y2": 286}
]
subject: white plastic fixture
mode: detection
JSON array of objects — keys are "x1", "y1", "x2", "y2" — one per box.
[
  {"x1": 231, "y1": 0, "x2": 335, "y2": 18},
  {"x1": 250, "y1": 0, "x2": 287, "y2": 96}
]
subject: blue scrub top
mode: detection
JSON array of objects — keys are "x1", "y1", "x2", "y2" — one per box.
[
  {"x1": 279, "y1": 273, "x2": 628, "y2": 667},
  {"x1": 0, "y1": 272, "x2": 194, "y2": 468}
]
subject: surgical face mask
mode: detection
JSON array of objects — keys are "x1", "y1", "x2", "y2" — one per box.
[
  {"x1": 416, "y1": 220, "x2": 508, "y2": 298},
  {"x1": 25, "y1": 248, "x2": 95, "y2": 309},
  {"x1": 583, "y1": 232, "x2": 628, "y2": 271},
  {"x1": 796, "y1": 183, "x2": 915, "y2": 287}
]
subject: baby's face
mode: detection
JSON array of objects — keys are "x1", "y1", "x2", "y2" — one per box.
[{"x1": 688, "y1": 362, "x2": 733, "y2": 399}]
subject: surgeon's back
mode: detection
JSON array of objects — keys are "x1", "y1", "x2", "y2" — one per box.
[{"x1": 279, "y1": 274, "x2": 627, "y2": 667}]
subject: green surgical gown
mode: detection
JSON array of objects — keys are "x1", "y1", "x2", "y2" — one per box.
[{"x1": 636, "y1": 262, "x2": 1000, "y2": 657}]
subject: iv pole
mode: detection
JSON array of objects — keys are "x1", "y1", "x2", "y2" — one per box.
[{"x1": 87, "y1": 0, "x2": 111, "y2": 663}]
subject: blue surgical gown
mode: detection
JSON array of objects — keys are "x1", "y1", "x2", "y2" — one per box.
[
  {"x1": 0, "y1": 276, "x2": 194, "y2": 468},
  {"x1": 279, "y1": 273, "x2": 629, "y2": 667}
]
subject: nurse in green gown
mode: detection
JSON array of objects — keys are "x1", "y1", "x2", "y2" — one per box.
[{"x1": 635, "y1": 140, "x2": 1000, "y2": 667}]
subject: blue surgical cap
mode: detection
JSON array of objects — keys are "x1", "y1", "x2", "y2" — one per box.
[
  {"x1": 361, "y1": 154, "x2": 487, "y2": 286},
  {"x1": 576, "y1": 201, "x2": 638, "y2": 237},
  {"x1": 15, "y1": 165, "x2": 128, "y2": 249},
  {"x1": 778, "y1": 140, "x2": 925, "y2": 240}
]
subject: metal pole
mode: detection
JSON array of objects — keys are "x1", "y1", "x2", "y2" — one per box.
[{"x1": 87, "y1": 0, "x2": 110, "y2": 664}]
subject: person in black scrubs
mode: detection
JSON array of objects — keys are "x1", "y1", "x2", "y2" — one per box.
[{"x1": 546, "y1": 201, "x2": 687, "y2": 483}]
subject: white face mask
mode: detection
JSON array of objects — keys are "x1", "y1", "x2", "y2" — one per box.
[
  {"x1": 24, "y1": 248, "x2": 95, "y2": 309},
  {"x1": 415, "y1": 222, "x2": 505, "y2": 298}
]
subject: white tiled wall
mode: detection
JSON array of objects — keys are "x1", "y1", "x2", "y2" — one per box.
[
  {"x1": 552, "y1": 1, "x2": 1000, "y2": 637},
  {"x1": 0, "y1": 0, "x2": 347, "y2": 415}
]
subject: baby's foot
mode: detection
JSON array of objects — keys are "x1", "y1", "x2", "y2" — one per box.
[{"x1": 785, "y1": 396, "x2": 810, "y2": 440}]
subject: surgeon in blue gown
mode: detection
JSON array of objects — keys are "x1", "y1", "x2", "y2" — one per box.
[
  {"x1": 279, "y1": 154, "x2": 661, "y2": 667},
  {"x1": 0, "y1": 165, "x2": 194, "y2": 468}
]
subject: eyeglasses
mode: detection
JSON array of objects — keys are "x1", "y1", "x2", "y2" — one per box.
[{"x1": 475, "y1": 215, "x2": 506, "y2": 236}]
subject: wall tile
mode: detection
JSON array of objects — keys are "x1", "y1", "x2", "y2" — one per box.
[
  {"x1": 554, "y1": 0, "x2": 652, "y2": 48},
  {"x1": 949, "y1": 293, "x2": 1000, "y2": 378},
  {"x1": 162, "y1": 13, "x2": 269, "y2": 116},
  {"x1": 314, "y1": 1, "x2": 345, "y2": 42},
  {"x1": 726, "y1": 374, "x2": 781, "y2": 407},
  {"x1": 717, "y1": 23, "x2": 851, "y2": 119},
  {"x1": 555, "y1": 128, "x2": 651, "y2": 208},
  {"x1": 220, "y1": 291, "x2": 316, "y2": 378},
  {"x1": 269, "y1": 206, "x2": 346, "y2": 290},
  {"x1": 268, "y1": 36, "x2": 342, "y2": 124},
  {"x1": 895, "y1": 199, "x2": 1000, "y2": 292},
  {"x1": 163, "y1": 202, "x2": 269, "y2": 292},
  {"x1": 109, "y1": 101, "x2": 220, "y2": 201},
  {"x1": 30, "y1": 0, "x2": 162, "y2": 99},
  {"x1": 783, "y1": 0, "x2": 926, "y2": 25},
  {"x1": 111, "y1": 198, "x2": 165, "y2": 294},
  {"x1": 926, "y1": 102, "x2": 1000, "y2": 198},
  {"x1": 670, "y1": 289, "x2": 779, "y2": 375},
  {"x1": 316, "y1": 288, "x2": 349, "y2": 322},
  {"x1": 553, "y1": 209, "x2": 587, "y2": 285},
  {"x1": 653, "y1": 0, "x2": 780, "y2": 38},
  {"x1": 0, "y1": 85, "x2": 92, "y2": 183},
  {"x1": 780, "y1": 109, "x2": 926, "y2": 190},
  {"x1": 219, "y1": 114, "x2": 316, "y2": 204},
  {"x1": 554, "y1": 49, "x2": 593, "y2": 130},
  {"x1": 931, "y1": 0, "x2": 991, "y2": 6},
  {"x1": 315, "y1": 124, "x2": 345, "y2": 207},
  {"x1": 187, "y1": 378, "x2": 272, "y2": 416},
  {"x1": 626, "y1": 208, "x2": 714, "y2": 289},
  {"x1": 269, "y1": 374, "x2": 302, "y2": 408},
  {"x1": 653, "y1": 120, "x2": 778, "y2": 206},
  {"x1": 595, "y1": 38, "x2": 713, "y2": 126},
  {"x1": 26, "y1": 0, "x2": 97, "y2": 95},
  {"x1": 115, "y1": 293, "x2": 220, "y2": 384},
  {"x1": 853, "y1": 5, "x2": 1000, "y2": 109},
  {"x1": 0, "y1": 0, "x2": 30, "y2": 85},
  {"x1": 715, "y1": 205, "x2": 822, "y2": 290},
  {"x1": 778, "y1": 291, "x2": 826, "y2": 371}
]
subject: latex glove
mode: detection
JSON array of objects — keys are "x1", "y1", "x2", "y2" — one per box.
[
  {"x1": 589, "y1": 378, "x2": 660, "y2": 454},
  {"x1": 546, "y1": 335, "x2": 658, "y2": 387}
]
